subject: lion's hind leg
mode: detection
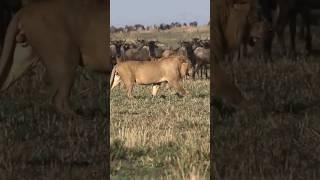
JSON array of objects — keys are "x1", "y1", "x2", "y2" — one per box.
[{"x1": 122, "y1": 79, "x2": 134, "y2": 98}]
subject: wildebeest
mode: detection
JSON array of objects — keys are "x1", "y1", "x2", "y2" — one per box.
[
  {"x1": 110, "y1": 26, "x2": 117, "y2": 33},
  {"x1": 258, "y1": 0, "x2": 316, "y2": 60},
  {"x1": 110, "y1": 40, "x2": 125, "y2": 64},
  {"x1": 189, "y1": 21, "x2": 198, "y2": 27},
  {"x1": 121, "y1": 40, "x2": 160, "y2": 61},
  {"x1": 124, "y1": 25, "x2": 136, "y2": 33},
  {"x1": 159, "y1": 23, "x2": 171, "y2": 30},
  {"x1": 134, "y1": 24, "x2": 145, "y2": 31},
  {"x1": 179, "y1": 40, "x2": 209, "y2": 79}
]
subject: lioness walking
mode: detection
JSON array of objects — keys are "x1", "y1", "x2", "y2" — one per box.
[{"x1": 110, "y1": 55, "x2": 192, "y2": 98}]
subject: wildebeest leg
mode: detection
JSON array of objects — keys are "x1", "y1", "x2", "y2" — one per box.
[
  {"x1": 168, "y1": 81, "x2": 186, "y2": 96},
  {"x1": 262, "y1": 27, "x2": 273, "y2": 62},
  {"x1": 205, "y1": 64, "x2": 209, "y2": 79},
  {"x1": 301, "y1": 8, "x2": 312, "y2": 54},
  {"x1": 276, "y1": 4, "x2": 290, "y2": 57},
  {"x1": 298, "y1": 18, "x2": 305, "y2": 40},
  {"x1": 241, "y1": 42, "x2": 247, "y2": 60},
  {"x1": 192, "y1": 64, "x2": 199, "y2": 80},
  {"x1": 200, "y1": 64, "x2": 204, "y2": 79},
  {"x1": 289, "y1": 14, "x2": 297, "y2": 59},
  {"x1": 202, "y1": 65, "x2": 205, "y2": 79}
]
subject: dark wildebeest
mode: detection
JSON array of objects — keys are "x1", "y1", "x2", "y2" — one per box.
[
  {"x1": 299, "y1": 1, "x2": 320, "y2": 39},
  {"x1": 110, "y1": 26, "x2": 117, "y2": 33},
  {"x1": 116, "y1": 27, "x2": 124, "y2": 33},
  {"x1": 189, "y1": 21, "x2": 198, "y2": 27},
  {"x1": 258, "y1": 0, "x2": 315, "y2": 60},
  {"x1": 110, "y1": 40, "x2": 125, "y2": 64},
  {"x1": 179, "y1": 40, "x2": 209, "y2": 79},
  {"x1": 124, "y1": 25, "x2": 135, "y2": 33},
  {"x1": 134, "y1": 24, "x2": 145, "y2": 31},
  {"x1": 121, "y1": 40, "x2": 160, "y2": 61},
  {"x1": 159, "y1": 23, "x2": 171, "y2": 30},
  {"x1": 192, "y1": 38, "x2": 211, "y2": 78}
]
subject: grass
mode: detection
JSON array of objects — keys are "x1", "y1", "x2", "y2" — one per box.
[
  {"x1": 110, "y1": 79, "x2": 210, "y2": 179},
  {"x1": 110, "y1": 26, "x2": 210, "y2": 179}
]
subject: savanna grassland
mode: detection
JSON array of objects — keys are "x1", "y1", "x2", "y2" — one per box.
[
  {"x1": 0, "y1": 62, "x2": 108, "y2": 179},
  {"x1": 213, "y1": 27, "x2": 320, "y2": 179},
  {"x1": 110, "y1": 26, "x2": 210, "y2": 179}
]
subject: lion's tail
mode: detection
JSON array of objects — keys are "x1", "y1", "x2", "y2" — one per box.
[
  {"x1": 110, "y1": 64, "x2": 117, "y2": 89},
  {"x1": 0, "y1": 11, "x2": 20, "y2": 90}
]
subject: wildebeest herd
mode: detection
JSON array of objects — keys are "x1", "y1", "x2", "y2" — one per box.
[{"x1": 110, "y1": 21, "x2": 202, "y2": 33}]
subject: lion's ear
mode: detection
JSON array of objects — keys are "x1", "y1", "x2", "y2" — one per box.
[{"x1": 180, "y1": 63, "x2": 189, "y2": 78}]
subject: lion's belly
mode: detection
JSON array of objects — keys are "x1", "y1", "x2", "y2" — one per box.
[{"x1": 135, "y1": 70, "x2": 166, "y2": 85}]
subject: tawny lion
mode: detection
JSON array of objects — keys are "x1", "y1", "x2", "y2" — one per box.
[{"x1": 110, "y1": 55, "x2": 192, "y2": 98}]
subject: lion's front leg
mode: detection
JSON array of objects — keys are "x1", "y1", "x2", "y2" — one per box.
[{"x1": 152, "y1": 84, "x2": 160, "y2": 96}]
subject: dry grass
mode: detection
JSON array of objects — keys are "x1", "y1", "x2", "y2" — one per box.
[
  {"x1": 111, "y1": 80, "x2": 209, "y2": 179},
  {"x1": 110, "y1": 27, "x2": 210, "y2": 179}
]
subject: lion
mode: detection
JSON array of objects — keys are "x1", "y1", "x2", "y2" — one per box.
[
  {"x1": 110, "y1": 55, "x2": 192, "y2": 98},
  {"x1": 211, "y1": 0, "x2": 262, "y2": 109},
  {"x1": 0, "y1": 0, "x2": 111, "y2": 116}
]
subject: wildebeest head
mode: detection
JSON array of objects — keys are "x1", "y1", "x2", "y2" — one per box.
[
  {"x1": 122, "y1": 40, "x2": 140, "y2": 51},
  {"x1": 147, "y1": 40, "x2": 158, "y2": 58},
  {"x1": 200, "y1": 39, "x2": 210, "y2": 48},
  {"x1": 114, "y1": 40, "x2": 124, "y2": 58},
  {"x1": 178, "y1": 41, "x2": 196, "y2": 65}
]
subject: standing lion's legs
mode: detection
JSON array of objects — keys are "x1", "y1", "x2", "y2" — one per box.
[
  {"x1": 168, "y1": 81, "x2": 186, "y2": 96},
  {"x1": 52, "y1": 69, "x2": 76, "y2": 115},
  {"x1": 124, "y1": 81, "x2": 134, "y2": 98},
  {"x1": 45, "y1": 57, "x2": 77, "y2": 116}
]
